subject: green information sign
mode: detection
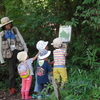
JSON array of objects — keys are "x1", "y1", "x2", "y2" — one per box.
[{"x1": 59, "y1": 25, "x2": 72, "y2": 42}]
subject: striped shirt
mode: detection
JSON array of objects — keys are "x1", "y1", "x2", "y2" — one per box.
[{"x1": 53, "y1": 49, "x2": 66, "y2": 66}]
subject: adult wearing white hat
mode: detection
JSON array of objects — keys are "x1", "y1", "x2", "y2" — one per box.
[{"x1": 0, "y1": 17, "x2": 28, "y2": 95}]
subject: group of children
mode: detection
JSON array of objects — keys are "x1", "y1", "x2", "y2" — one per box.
[{"x1": 17, "y1": 37, "x2": 68, "y2": 100}]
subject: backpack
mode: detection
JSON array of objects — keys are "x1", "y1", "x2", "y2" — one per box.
[{"x1": 17, "y1": 61, "x2": 30, "y2": 78}]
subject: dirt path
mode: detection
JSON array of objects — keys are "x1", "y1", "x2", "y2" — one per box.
[{"x1": 0, "y1": 90, "x2": 37, "y2": 100}]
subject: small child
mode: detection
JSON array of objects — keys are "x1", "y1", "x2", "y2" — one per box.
[
  {"x1": 51, "y1": 37, "x2": 68, "y2": 88},
  {"x1": 32, "y1": 40, "x2": 49, "y2": 99},
  {"x1": 17, "y1": 51, "x2": 38, "y2": 100},
  {"x1": 36, "y1": 49, "x2": 52, "y2": 99}
]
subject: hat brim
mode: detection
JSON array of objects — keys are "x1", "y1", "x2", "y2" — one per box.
[
  {"x1": 36, "y1": 41, "x2": 48, "y2": 50},
  {"x1": 0, "y1": 20, "x2": 13, "y2": 27},
  {"x1": 51, "y1": 43, "x2": 53, "y2": 45},
  {"x1": 44, "y1": 41, "x2": 48, "y2": 48},
  {"x1": 38, "y1": 51, "x2": 51, "y2": 59}
]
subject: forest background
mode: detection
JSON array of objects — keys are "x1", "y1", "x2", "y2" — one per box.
[{"x1": 0, "y1": 0, "x2": 100, "y2": 100}]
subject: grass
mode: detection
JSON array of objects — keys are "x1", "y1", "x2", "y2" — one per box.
[
  {"x1": 47, "y1": 65, "x2": 100, "y2": 100},
  {"x1": 0, "y1": 64, "x2": 100, "y2": 100}
]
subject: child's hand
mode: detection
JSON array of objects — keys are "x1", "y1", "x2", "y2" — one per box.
[
  {"x1": 44, "y1": 58, "x2": 49, "y2": 62},
  {"x1": 49, "y1": 72, "x2": 53, "y2": 76},
  {"x1": 65, "y1": 53, "x2": 68, "y2": 56},
  {"x1": 1, "y1": 63, "x2": 6, "y2": 66},
  {"x1": 49, "y1": 61, "x2": 54, "y2": 65},
  {"x1": 33, "y1": 52, "x2": 39, "y2": 60}
]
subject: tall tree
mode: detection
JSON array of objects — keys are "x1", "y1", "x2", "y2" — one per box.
[{"x1": 0, "y1": 0, "x2": 6, "y2": 17}]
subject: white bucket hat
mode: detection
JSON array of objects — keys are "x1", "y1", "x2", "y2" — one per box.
[
  {"x1": 36, "y1": 40, "x2": 48, "y2": 51},
  {"x1": 17, "y1": 51, "x2": 28, "y2": 62},
  {"x1": 51, "y1": 37, "x2": 62, "y2": 48},
  {"x1": 0, "y1": 17, "x2": 13, "y2": 27},
  {"x1": 38, "y1": 49, "x2": 51, "y2": 59}
]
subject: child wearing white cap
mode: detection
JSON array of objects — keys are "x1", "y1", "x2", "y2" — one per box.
[
  {"x1": 36, "y1": 40, "x2": 48, "y2": 51},
  {"x1": 32, "y1": 40, "x2": 54, "y2": 99},
  {"x1": 32, "y1": 40, "x2": 49, "y2": 98},
  {"x1": 36, "y1": 49, "x2": 52, "y2": 99},
  {"x1": 17, "y1": 51, "x2": 38, "y2": 100},
  {"x1": 51, "y1": 37, "x2": 68, "y2": 88}
]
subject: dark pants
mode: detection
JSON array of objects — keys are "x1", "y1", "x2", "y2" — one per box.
[
  {"x1": 6, "y1": 49, "x2": 21, "y2": 89},
  {"x1": 38, "y1": 83, "x2": 48, "y2": 96}
]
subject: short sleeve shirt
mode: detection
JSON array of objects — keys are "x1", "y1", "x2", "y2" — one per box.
[
  {"x1": 36, "y1": 60, "x2": 52, "y2": 84},
  {"x1": 53, "y1": 49, "x2": 66, "y2": 66}
]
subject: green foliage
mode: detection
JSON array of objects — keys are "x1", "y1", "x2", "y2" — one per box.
[
  {"x1": 0, "y1": 0, "x2": 100, "y2": 99},
  {"x1": 0, "y1": 80, "x2": 9, "y2": 91},
  {"x1": 56, "y1": 66, "x2": 100, "y2": 100},
  {"x1": 83, "y1": 0, "x2": 95, "y2": 4},
  {"x1": 65, "y1": 0, "x2": 100, "y2": 69},
  {"x1": 40, "y1": 66, "x2": 99, "y2": 100},
  {"x1": 1, "y1": 0, "x2": 78, "y2": 50},
  {"x1": 69, "y1": 38, "x2": 100, "y2": 69}
]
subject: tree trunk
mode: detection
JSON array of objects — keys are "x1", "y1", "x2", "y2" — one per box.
[{"x1": 0, "y1": 0, "x2": 6, "y2": 17}]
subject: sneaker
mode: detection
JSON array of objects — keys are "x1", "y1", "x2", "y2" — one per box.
[
  {"x1": 37, "y1": 95, "x2": 42, "y2": 99},
  {"x1": 44, "y1": 94, "x2": 50, "y2": 99},
  {"x1": 32, "y1": 94, "x2": 37, "y2": 99},
  {"x1": 9, "y1": 88, "x2": 16, "y2": 96}
]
